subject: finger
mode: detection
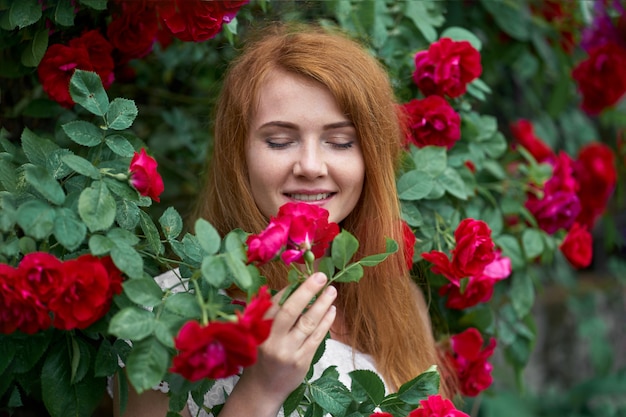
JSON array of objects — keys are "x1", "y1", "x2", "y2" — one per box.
[
  {"x1": 301, "y1": 304, "x2": 336, "y2": 352},
  {"x1": 291, "y1": 284, "x2": 337, "y2": 342},
  {"x1": 272, "y1": 273, "x2": 328, "y2": 333}
]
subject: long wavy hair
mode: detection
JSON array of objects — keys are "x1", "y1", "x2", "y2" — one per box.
[{"x1": 192, "y1": 23, "x2": 454, "y2": 396}]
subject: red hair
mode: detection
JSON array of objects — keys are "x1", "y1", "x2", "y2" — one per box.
[{"x1": 193, "y1": 23, "x2": 455, "y2": 396}]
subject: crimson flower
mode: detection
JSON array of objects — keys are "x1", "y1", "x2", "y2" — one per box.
[
  {"x1": 246, "y1": 220, "x2": 289, "y2": 265},
  {"x1": 170, "y1": 320, "x2": 257, "y2": 381},
  {"x1": 560, "y1": 223, "x2": 593, "y2": 269},
  {"x1": 412, "y1": 37, "x2": 482, "y2": 98},
  {"x1": 402, "y1": 221, "x2": 416, "y2": 270},
  {"x1": 509, "y1": 119, "x2": 554, "y2": 163},
  {"x1": 107, "y1": 1, "x2": 160, "y2": 62},
  {"x1": 408, "y1": 394, "x2": 469, "y2": 417},
  {"x1": 449, "y1": 328, "x2": 496, "y2": 397},
  {"x1": 17, "y1": 252, "x2": 63, "y2": 304},
  {"x1": 401, "y1": 96, "x2": 461, "y2": 149},
  {"x1": 370, "y1": 413, "x2": 394, "y2": 417},
  {"x1": 236, "y1": 286, "x2": 273, "y2": 344},
  {"x1": 129, "y1": 148, "x2": 165, "y2": 202}
]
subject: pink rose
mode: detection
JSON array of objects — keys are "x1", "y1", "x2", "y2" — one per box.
[
  {"x1": 572, "y1": 41, "x2": 626, "y2": 115},
  {"x1": 413, "y1": 37, "x2": 482, "y2": 98},
  {"x1": 408, "y1": 394, "x2": 469, "y2": 417},
  {"x1": 510, "y1": 119, "x2": 554, "y2": 163},
  {"x1": 129, "y1": 148, "x2": 165, "y2": 202},
  {"x1": 246, "y1": 220, "x2": 289, "y2": 265},
  {"x1": 450, "y1": 328, "x2": 496, "y2": 397},
  {"x1": 401, "y1": 96, "x2": 461, "y2": 149},
  {"x1": 560, "y1": 223, "x2": 593, "y2": 269},
  {"x1": 170, "y1": 320, "x2": 257, "y2": 381}
]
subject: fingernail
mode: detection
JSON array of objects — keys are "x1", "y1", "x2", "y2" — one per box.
[
  {"x1": 324, "y1": 285, "x2": 336, "y2": 297},
  {"x1": 314, "y1": 273, "x2": 327, "y2": 284}
]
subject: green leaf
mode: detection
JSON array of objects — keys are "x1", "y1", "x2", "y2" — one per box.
[
  {"x1": 403, "y1": 1, "x2": 444, "y2": 42},
  {"x1": 16, "y1": 199, "x2": 55, "y2": 239},
  {"x1": 24, "y1": 164, "x2": 65, "y2": 205},
  {"x1": 125, "y1": 336, "x2": 170, "y2": 393},
  {"x1": 69, "y1": 69, "x2": 109, "y2": 116},
  {"x1": 510, "y1": 271, "x2": 535, "y2": 318},
  {"x1": 20, "y1": 28, "x2": 48, "y2": 67},
  {"x1": 123, "y1": 278, "x2": 164, "y2": 307},
  {"x1": 195, "y1": 218, "x2": 221, "y2": 255},
  {"x1": 89, "y1": 234, "x2": 115, "y2": 255},
  {"x1": 332, "y1": 262, "x2": 363, "y2": 283},
  {"x1": 116, "y1": 199, "x2": 141, "y2": 230},
  {"x1": 349, "y1": 369, "x2": 386, "y2": 405},
  {"x1": 440, "y1": 26, "x2": 482, "y2": 50},
  {"x1": 139, "y1": 210, "x2": 163, "y2": 255},
  {"x1": 53, "y1": 208, "x2": 87, "y2": 251},
  {"x1": 225, "y1": 252, "x2": 252, "y2": 290},
  {"x1": 21, "y1": 128, "x2": 59, "y2": 166},
  {"x1": 61, "y1": 154, "x2": 101, "y2": 179},
  {"x1": 412, "y1": 146, "x2": 447, "y2": 175},
  {"x1": 164, "y1": 293, "x2": 202, "y2": 318},
  {"x1": 201, "y1": 255, "x2": 228, "y2": 288},
  {"x1": 309, "y1": 377, "x2": 352, "y2": 416},
  {"x1": 358, "y1": 238, "x2": 398, "y2": 267},
  {"x1": 62, "y1": 120, "x2": 103, "y2": 147},
  {"x1": 111, "y1": 244, "x2": 144, "y2": 279},
  {"x1": 401, "y1": 203, "x2": 423, "y2": 227},
  {"x1": 494, "y1": 234, "x2": 524, "y2": 270},
  {"x1": 283, "y1": 383, "x2": 307, "y2": 417},
  {"x1": 94, "y1": 338, "x2": 118, "y2": 378},
  {"x1": 78, "y1": 181, "x2": 116, "y2": 232},
  {"x1": 106, "y1": 98, "x2": 138, "y2": 130},
  {"x1": 8, "y1": 0, "x2": 41, "y2": 29},
  {"x1": 160, "y1": 207, "x2": 183, "y2": 240},
  {"x1": 109, "y1": 307, "x2": 156, "y2": 341},
  {"x1": 78, "y1": 0, "x2": 108, "y2": 10},
  {"x1": 397, "y1": 365, "x2": 440, "y2": 404},
  {"x1": 331, "y1": 230, "x2": 359, "y2": 269},
  {"x1": 522, "y1": 228, "x2": 544, "y2": 260},
  {"x1": 397, "y1": 170, "x2": 434, "y2": 200},
  {"x1": 54, "y1": 0, "x2": 75, "y2": 26},
  {"x1": 480, "y1": 0, "x2": 530, "y2": 41},
  {"x1": 438, "y1": 167, "x2": 467, "y2": 200},
  {"x1": 105, "y1": 134, "x2": 136, "y2": 157},
  {"x1": 108, "y1": 227, "x2": 141, "y2": 246}
]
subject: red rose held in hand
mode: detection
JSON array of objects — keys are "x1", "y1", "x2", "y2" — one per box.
[
  {"x1": 236, "y1": 285, "x2": 273, "y2": 344},
  {"x1": 450, "y1": 328, "x2": 496, "y2": 397},
  {"x1": 129, "y1": 148, "x2": 165, "y2": 202},
  {"x1": 560, "y1": 222, "x2": 593, "y2": 269},
  {"x1": 246, "y1": 220, "x2": 289, "y2": 265},
  {"x1": 401, "y1": 96, "x2": 461, "y2": 149},
  {"x1": 408, "y1": 394, "x2": 469, "y2": 417},
  {"x1": 413, "y1": 37, "x2": 482, "y2": 98},
  {"x1": 170, "y1": 320, "x2": 257, "y2": 381}
]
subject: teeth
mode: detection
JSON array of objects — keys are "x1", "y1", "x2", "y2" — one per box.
[{"x1": 288, "y1": 193, "x2": 331, "y2": 201}]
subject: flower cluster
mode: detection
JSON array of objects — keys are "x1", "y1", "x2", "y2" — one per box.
[
  {"x1": 447, "y1": 328, "x2": 496, "y2": 397},
  {"x1": 510, "y1": 119, "x2": 617, "y2": 269},
  {"x1": 37, "y1": 0, "x2": 249, "y2": 107},
  {"x1": 0, "y1": 253, "x2": 123, "y2": 334},
  {"x1": 169, "y1": 286, "x2": 272, "y2": 381},
  {"x1": 246, "y1": 202, "x2": 339, "y2": 266}
]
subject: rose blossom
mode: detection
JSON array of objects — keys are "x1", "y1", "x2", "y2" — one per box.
[
  {"x1": 401, "y1": 96, "x2": 461, "y2": 149},
  {"x1": 572, "y1": 41, "x2": 626, "y2": 115},
  {"x1": 0, "y1": 264, "x2": 51, "y2": 334},
  {"x1": 170, "y1": 320, "x2": 257, "y2": 381},
  {"x1": 509, "y1": 119, "x2": 554, "y2": 163},
  {"x1": 408, "y1": 394, "x2": 469, "y2": 417},
  {"x1": 246, "y1": 220, "x2": 289, "y2": 265},
  {"x1": 235, "y1": 286, "x2": 273, "y2": 344},
  {"x1": 129, "y1": 148, "x2": 165, "y2": 202},
  {"x1": 49, "y1": 255, "x2": 123, "y2": 330},
  {"x1": 69, "y1": 30, "x2": 115, "y2": 88},
  {"x1": 412, "y1": 37, "x2": 482, "y2": 98},
  {"x1": 450, "y1": 218, "x2": 496, "y2": 279},
  {"x1": 560, "y1": 223, "x2": 593, "y2": 269},
  {"x1": 402, "y1": 221, "x2": 416, "y2": 270},
  {"x1": 370, "y1": 413, "x2": 394, "y2": 417},
  {"x1": 107, "y1": 1, "x2": 160, "y2": 62},
  {"x1": 17, "y1": 252, "x2": 63, "y2": 304},
  {"x1": 573, "y1": 142, "x2": 617, "y2": 229},
  {"x1": 450, "y1": 328, "x2": 496, "y2": 397}
]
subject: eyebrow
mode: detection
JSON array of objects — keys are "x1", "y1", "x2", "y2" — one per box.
[{"x1": 258, "y1": 120, "x2": 355, "y2": 130}]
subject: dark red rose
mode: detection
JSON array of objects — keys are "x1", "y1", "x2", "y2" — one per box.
[
  {"x1": 421, "y1": 250, "x2": 458, "y2": 283},
  {"x1": 573, "y1": 142, "x2": 617, "y2": 229},
  {"x1": 449, "y1": 328, "x2": 496, "y2": 397},
  {"x1": 0, "y1": 264, "x2": 51, "y2": 334},
  {"x1": 451, "y1": 218, "x2": 495, "y2": 278},
  {"x1": 559, "y1": 222, "x2": 593, "y2": 269},
  {"x1": 107, "y1": 1, "x2": 159, "y2": 62},
  {"x1": 129, "y1": 148, "x2": 165, "y2": 202},
  {"x1": 170, "y1": 320, "x2": 257, "y2": 381},
  {"x1": 49, "y1": 255, "x2": 117, "y2": 330},
  {"x1": 69, "y1": 30, "x2": 115, "y2": 88},
  {"x1": 408, "y1": 394, "x2": 469, "y2": 417},
  {"x1": 401, "y1": 96, "x2": 461, "y2": 149},
  {"x1": 572, "y1": 41, "x2": 626, "y2": 115},
  {"x1": 246, "y1": 220, "x2": 289, "y2": 266},
  {"x1": 236, "y1": 286, "x2": 273, "y2": 344},
  {"x1": 402, "y1": 221, "x2": 416, "y2": 270},
  {"x1": 509, "y1": 119, "x2": 554, "y2": 163},
  {"x1": 38, "y1": 44, "x2": 93, "y2": 108},
  {"x1": 413, "y1": 37, "x2": 482, "y2": 98},
  {"x1": 17, "y1": 252, "x2": 63, "y2": 304}
]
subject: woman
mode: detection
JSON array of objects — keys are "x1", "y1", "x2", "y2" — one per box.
[{"x1": 118, "y1": 23, "x2": 453, "y2": 417}]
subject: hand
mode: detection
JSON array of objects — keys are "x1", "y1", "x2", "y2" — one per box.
[{"x1": 220, "y1": 272, "x2": 337, "y2": 417}]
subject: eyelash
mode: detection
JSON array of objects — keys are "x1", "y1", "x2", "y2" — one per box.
[{"x1": 266, "y1": 141, "x2": 355, "y2": 150}]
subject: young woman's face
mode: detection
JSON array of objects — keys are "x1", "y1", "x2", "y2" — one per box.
[{"x1": 246, "y1": 69, "x2": 365, "y2": 224}]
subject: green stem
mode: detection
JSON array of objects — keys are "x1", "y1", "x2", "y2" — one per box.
[{"x1": 192, "y1": 279, "x2": 208, "y2": 326}]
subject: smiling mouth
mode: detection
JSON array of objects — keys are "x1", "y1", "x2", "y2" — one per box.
[{"x1": 285, "y1": 193, "x2": 333, "y2": 202}]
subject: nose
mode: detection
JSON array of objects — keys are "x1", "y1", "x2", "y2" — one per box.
[{"x1": 293, "y1": 141, "x2": 327, "y2": 178}]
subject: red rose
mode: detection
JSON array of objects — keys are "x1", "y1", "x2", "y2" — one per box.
[
  {"x1": 276, "y1": 203, "x2": 339, "y2": 265},
  {"x1": 413, "y1": 37, "x2": 482, "y2": 98},
  {"x1": 451, "y1": 218, "x2": 495, "y2": 278},
  {"x1": 236, "y1": 286, "x2": 273, "y2": 344},
  {"x1": 560, "y1": 223, "x2": 593, "y2": 269},
  {"x1": 107, "y1": 1, "x2": 159, "y2": 62},
  {"x1": 509, "y1": 119, "x2": 554, "y2": 163},
  {"x1": 401, "y1": 96, "x2": 461, "y2": 149},
  {"x1": 573, "y1": 142, "x2": 617, "y2": 229},
  {"x1": 246, "y1": 220, "x2": 289, "y2": 265},
  {"x1": 572, "y1": 41, "x2": 626, "y2": 115},
  {"x1": 156, "y1": 0, "x2": 248, "y2": 42},
  {"x1": 69, "y1": 30, "x2": 115, "y2": 88},
  {"x1": 402, "y1": 221, "x2": 416, "y2": 270},
  {"x1": 421, "y1": 250, "x2": 458, "y2": 283},
  {"x1": 129, "y1": 148, "x2": 165, "y2": 202},
  {"x1": 18, "y1": 252, "x2": 63, "y2": 304},
  {"x1": 0, "y1": 264, "x2": 51, "y2": 334},
  {"x1": 49, "y1": 255, "x2": 118, "y2": 330},
  {"x1": 38, "y1": 44, "x2": 93, "y2": 108},
  {"x1": 408, "y1": 394, "x2": 469, "y2": 417},
  {"x1": 170, "y1": 320, "x2": 257, "y2": 381},
  {"x1": 370, "y1": 413, "x2": 394, "y2": 417},
  {"x1": 450, "y1": 328, "x2": 496, "y2": 397}
]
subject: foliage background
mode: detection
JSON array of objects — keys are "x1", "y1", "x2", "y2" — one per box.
[{"x1": 1, "y1": 0, "x2": 625, "y2": 416}]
